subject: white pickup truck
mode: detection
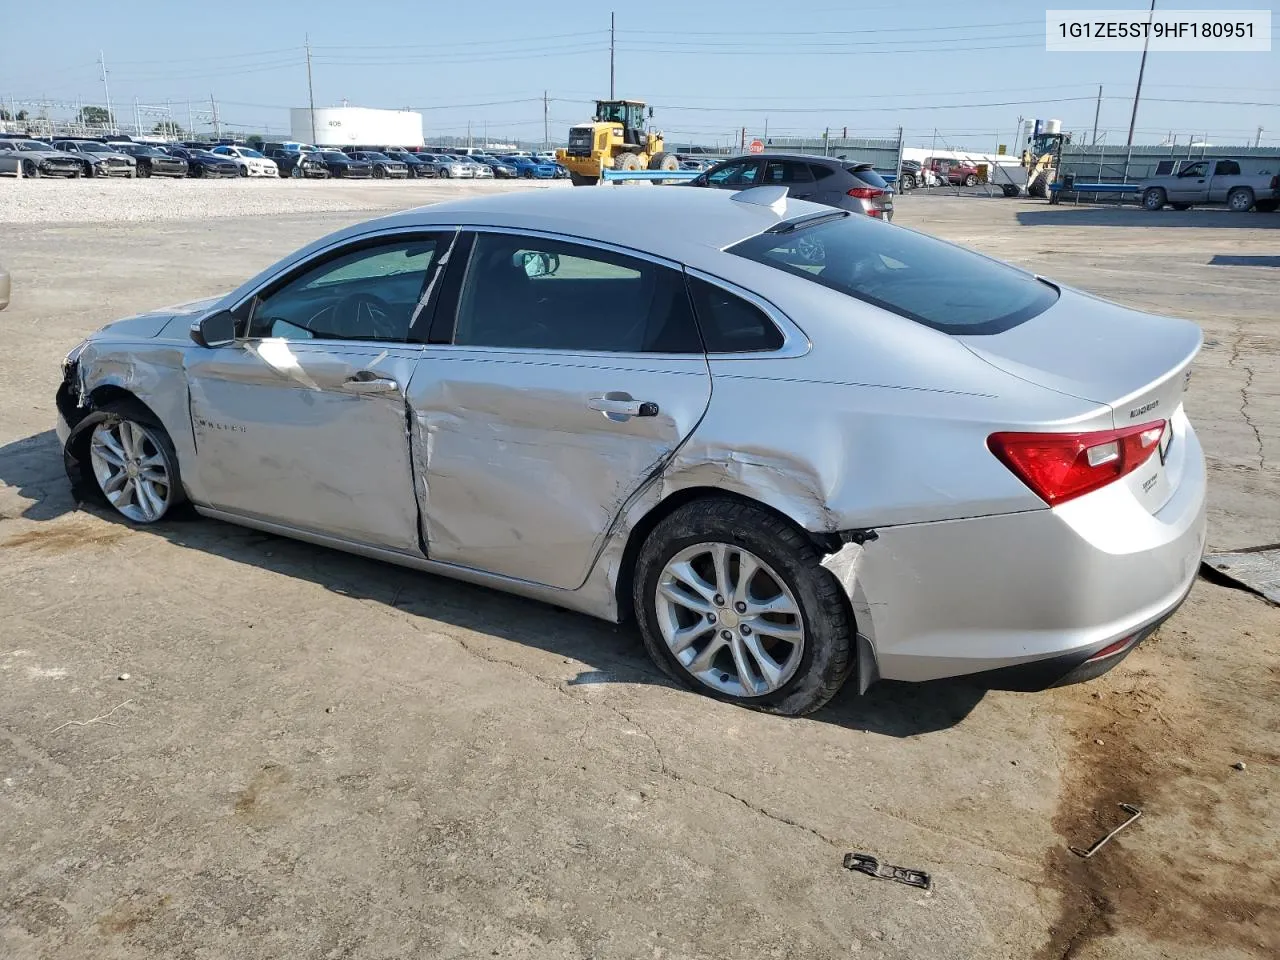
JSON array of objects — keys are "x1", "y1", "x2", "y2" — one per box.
[{"x1": 1140, "y1": 157, "x2": 1279, "y2": 212}]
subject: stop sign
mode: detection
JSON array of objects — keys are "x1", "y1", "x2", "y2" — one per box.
[{"x1": 749, "y1": 139, "x2": 764, "y2": 154}]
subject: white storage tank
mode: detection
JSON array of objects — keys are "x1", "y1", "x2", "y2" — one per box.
[{"x1": 290, "y1": 107, "x2": 424, "y2": 147}]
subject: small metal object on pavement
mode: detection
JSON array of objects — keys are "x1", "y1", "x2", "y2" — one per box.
[
  {"x1": 842, "y1": 852, "x2": 932, "y2": 890},
  {"x1": 1070, "y1": 803, "x2": 1143, "y2": 859}
]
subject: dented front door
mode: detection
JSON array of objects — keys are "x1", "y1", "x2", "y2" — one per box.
[
  {"x1": 408, "y1": 350, "x2": 711, "y2": 589},
  {"x1": 186, "y1": 340, "x2": 423, "y2": 552}
]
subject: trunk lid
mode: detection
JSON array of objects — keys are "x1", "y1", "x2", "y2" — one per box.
[{"x1": 958, "y1": 286, "x2": 1202, "y2": 514}]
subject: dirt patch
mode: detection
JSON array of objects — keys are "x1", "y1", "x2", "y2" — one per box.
[
  {"x1": 1034, "y1": 595, "x2": 1280, "y2": 959},
  {"x1": 96, "y1": 891, "x2": 171, "y2": 937},
  {"x1": 3, "y1": 517, "x2": 127, "y2": 553},
  {"x1": 233, "y1": 764, "x2": 294, "y2": 826}
]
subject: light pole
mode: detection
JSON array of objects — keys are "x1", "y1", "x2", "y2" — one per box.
[{"x1": 1126, "y1": 0, "x2": 1156, "y2": 147}]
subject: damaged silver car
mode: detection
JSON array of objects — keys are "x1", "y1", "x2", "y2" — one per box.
[{"x1": 56, "y1": 187, "x2": 1207, "y2": 714}]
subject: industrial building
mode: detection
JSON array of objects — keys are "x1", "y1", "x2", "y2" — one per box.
[{"x1": 290, "y1": 106, "x2": 424, "y2": 147}]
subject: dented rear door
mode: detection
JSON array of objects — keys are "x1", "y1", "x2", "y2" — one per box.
[{"x1": 409, "y1": 229, "x2": 712, "y2": 590}]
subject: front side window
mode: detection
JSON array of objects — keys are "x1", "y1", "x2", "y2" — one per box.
[
  {"x1": 453, "y1": 234, "x2": 701, "y2": 353},
  {"x1": 730, "y1": 216, "x2": 1058, "y2": 336},
  {"x1": 247, "y1": 239, "x2": 439, "y2": 341},
  {"x1": 1179, "y1": 162, "x2": 1208, "y2": 178},
  {"x1": 707, "y1": 160, "x2": 759, "y2": 187}
]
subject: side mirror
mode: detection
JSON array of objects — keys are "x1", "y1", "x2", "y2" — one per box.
[{"x1": 190, "y1": 309, "x2": 237, "y2": 348}]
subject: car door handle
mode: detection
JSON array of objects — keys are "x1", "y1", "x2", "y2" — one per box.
[
  {"x1": 341, "y1": 375, "x2": 399, "y2": 394},
  {"x1": 587, "y1": 397, "x2": 659, "y2": 418}
]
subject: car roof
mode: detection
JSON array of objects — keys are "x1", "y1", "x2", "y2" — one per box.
[{"x1": 370, "y1": 187, "x2": 827, "y2": 260}]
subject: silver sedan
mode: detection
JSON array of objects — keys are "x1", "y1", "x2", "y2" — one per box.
[{"x1": 55, "y1": 187, "x2": 1207, "y2": 714}]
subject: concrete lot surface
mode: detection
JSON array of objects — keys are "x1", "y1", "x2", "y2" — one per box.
[{"x1": 1, "y1": 182, "x2": 1277, "y2": 959}]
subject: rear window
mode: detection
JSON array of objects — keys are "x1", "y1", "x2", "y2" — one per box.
[
  {"x1": 729, "y1": 216, "x2": 1058, "y2": 335},
  {"x1": 845, "y1": 165, "x2": 889, "y2": 188}
]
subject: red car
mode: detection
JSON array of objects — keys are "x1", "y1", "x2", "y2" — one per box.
[{"x1": 926, "y1": 159, "x2": 983, "y2": 187}]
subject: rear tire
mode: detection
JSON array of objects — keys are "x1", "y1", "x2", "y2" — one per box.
[
  {"x1": 1143, "y1": 187, "x2": 1166, "y2": 211},
  {"x1": 569, "y1": 172, "x2": 599, "y2": 186},
  {"x1": 963, "y1": 174, "x2": 978, "y2": 187},
  {"x1": 647, "y1": 151, "x2": 680, "y2": 171},
  {"x1": 1227, "y1": 187, "x2": 1254, "y2": 212},
  {"x1": 633, "y1": 498, "x2": 854, "y2": 716}
]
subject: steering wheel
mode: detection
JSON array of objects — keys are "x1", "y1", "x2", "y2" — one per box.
[{"x1": 332, "y1": 292, "x2": 401, "y2": 339}]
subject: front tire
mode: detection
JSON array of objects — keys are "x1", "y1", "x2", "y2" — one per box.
[
  {"x1": 373, "y1": 165, "x2": 386, "y2": 179},
  {"x1": 22, "y1": 159, "x2": 39, "y2": 178},
  {"x1": 238, "y1": 165, "x2": 249, "y2": 178},
  {"x1": 1002, "y1": 184, "x2": 1019, "y2": 198},
  {"x1": 633, "y1": 498, "x2": 854, "y2": 716},
  {"x1": 899, "y1": 173, "x2": 915, "y2": 191},
  {"x1": 85, "y1": 402, "x2": 185, "y2": 525},
  {"x1": 1143, "y1": 187, "x2": 1166, "y2": 211}
]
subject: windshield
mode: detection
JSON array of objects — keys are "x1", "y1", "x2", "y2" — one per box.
[
  {"x1": 239, "y1": 148, "x2": 265, "y2": 158},
  {"x1": 364, "y1": 152, "x2": 391, "y2": 161},
  {"x1": 320, "y1": 152, "x2": 348, "y2": 160},
  {"x1": 17, "y1": 141, "x2": 53, "y2": 152},
  {"x1": 76, "y1": 142, "x2": 115, "y2": 153},
  {"x1": 730, "y1": 216, "x2": 1058, "y2": 335}
]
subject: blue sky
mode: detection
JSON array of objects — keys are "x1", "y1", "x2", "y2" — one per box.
[{"x1": 2, "y1": 0, "x2": 1276, "y2": 148}]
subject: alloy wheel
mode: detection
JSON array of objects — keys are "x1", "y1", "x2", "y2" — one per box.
[
  {"x1": 655, "y1": 542, "x2": 805, "y2": 697},
  {"x1": 88, "y1": 419, "x2": 173, "y2": 523}
]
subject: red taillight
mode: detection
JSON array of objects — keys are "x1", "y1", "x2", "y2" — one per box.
[
  {"x1": 847, "y1": 186, "x2": 884, "y2": 199},
  {"x1": 987, "y1": 420, "x2": 1166, "y2": 505}
]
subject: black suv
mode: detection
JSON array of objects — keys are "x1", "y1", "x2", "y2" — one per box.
[{"x1": 690, "y1": 154, "x2": 893, "y2": 220}]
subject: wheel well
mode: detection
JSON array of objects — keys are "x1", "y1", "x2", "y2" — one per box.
[
  {"x1": 612, "y1": 487, "x2": 834, "y2": 622},
  {"x1": 86, "y1": 385, "x2": 160, "y2": 424}
]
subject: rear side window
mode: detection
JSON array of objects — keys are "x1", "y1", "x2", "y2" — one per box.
[
  {"x1": 809, "y1": 164, "x2": 836, "y2": 181},
  {"x1": 1214, "y1": 160, "x2": 1241, "y2": 176},
  {"x1": 453, "y1": 233, "x2": 702, "y2": 353},
  {"x1": 763, "y1": 160, "x2": 815, "y2": 184},
  {"x1": 846, "y1": 165, "x2": 889, "y2": 188},
  {"x1": 729, "y1": 217, "x2": 1058, "y2": 336},
  {"x1": 687, "y1": 277, "x2": 784, "y2": 352}
]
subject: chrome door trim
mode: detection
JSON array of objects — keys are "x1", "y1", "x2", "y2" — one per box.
[{"x1": 226, "y1": 225, "x2": 464, "y2": 315}]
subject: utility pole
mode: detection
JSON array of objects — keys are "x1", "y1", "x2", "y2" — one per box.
[
  {"x1": 305, "y1": 34, "x2": 318, "y2": 146},
  {"x1": 134, "y1": 98, "x2": 140, "y2": 137},
  {"x1": 1091, "y1": 85, "x2": 1102, "y2": 145},
  {"x1": 763, "y1": 116, "x2": 768, "y2": 142},
  {"x1": 98, "y1": 51, "x2": 113, "y2": 129},
  {"x1": 210, "y1": 94, "x2": 220, "y2": 140},
  {"x1": 1256, "y1": 126, "x2": 1264, "y2": 147},
  {"x1": 543, "y1": 90, "x2": 549, "y2": 148},
  {"x1": 1127, "y1": 0, "x2": 1156, "y2": 146},
  {"x1": 609, "y1": 12, "x2": 616, "y2": 99}
]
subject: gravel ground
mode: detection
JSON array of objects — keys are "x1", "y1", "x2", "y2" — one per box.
[{"x1": 0, "y1": 177, "x2": 565, "y2": 225}]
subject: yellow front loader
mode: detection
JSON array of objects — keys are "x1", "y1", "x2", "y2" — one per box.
[{"x1": 556, "y1": 99, "x2": 680, "y2": 186}]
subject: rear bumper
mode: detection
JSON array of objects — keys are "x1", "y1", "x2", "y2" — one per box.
[{"x1": 828, "y1": 415, "x2": 1207, "y2": 687}]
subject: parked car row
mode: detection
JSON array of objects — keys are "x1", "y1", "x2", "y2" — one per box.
[{"x1": 0, "y1": 135, "x2": 573, "y2": 182}]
